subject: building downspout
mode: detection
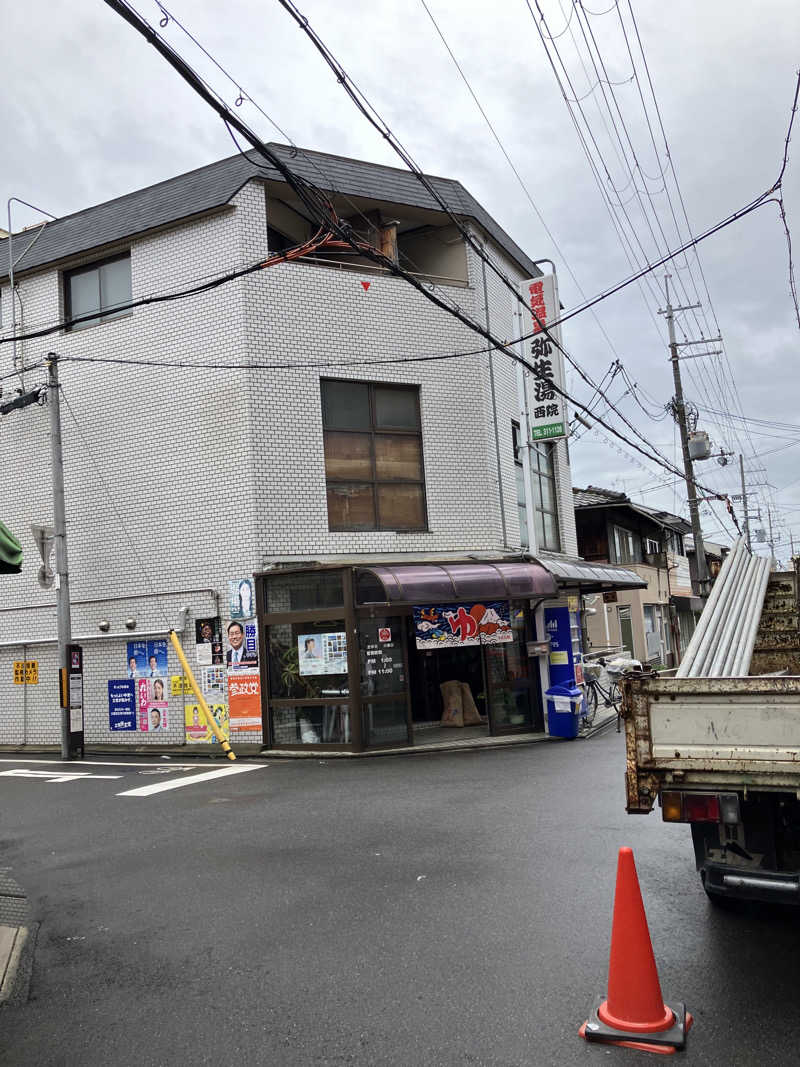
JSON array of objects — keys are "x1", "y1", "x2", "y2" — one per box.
[{"x1": 479, "y1": 246, "x2": 508, "y2": 548}]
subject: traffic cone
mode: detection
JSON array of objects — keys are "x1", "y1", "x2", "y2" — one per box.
[{"x1": 579, "y1": 847, "x2": 693, "y2": 1054}]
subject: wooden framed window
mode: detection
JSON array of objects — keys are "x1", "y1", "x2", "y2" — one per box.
[
  {"x1": 322, "y1": 379, "x2": 427, "y2": 531},
  {"x1": 64, "y1": 253, "x2": 131, "y2": 331}
]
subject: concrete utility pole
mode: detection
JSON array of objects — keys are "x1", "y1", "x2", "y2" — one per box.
[
  {"x1": 46, "y1": 353, "x2": 73, "y2": 760},
  {"x1": 740, "y1": 454, "x2": 751, "y2": 552},
  {"x1": 662, "y1": 276, "x2": 710, "y2": 586},
  {"x1": 767, "y1": 505, "x2": 775, "y2": 556}
]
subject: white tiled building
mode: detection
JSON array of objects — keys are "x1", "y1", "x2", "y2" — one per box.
[{"x1": 0, "y1": 146, "x2": 630, "y2": 753}]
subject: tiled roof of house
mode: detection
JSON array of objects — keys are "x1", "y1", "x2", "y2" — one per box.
[
  {"x1": 0, "y1": 144, "x2": 540, "y2": 281},
  {"x1": 573, "y1": 486, "x2": 691, "y2": 533}
]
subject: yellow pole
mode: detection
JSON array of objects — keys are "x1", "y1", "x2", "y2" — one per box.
[{"x1": 169, "y1": 628, "x2": 236, "y2": 761}]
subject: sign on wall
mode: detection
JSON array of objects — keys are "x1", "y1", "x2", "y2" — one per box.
[
  {"x1": 413, "y1": 602, "x2": 513, "y2": 650},
  {"x1": 228, "y1": 673, "x2": 262, "y2": 732},
  {"x1": 13, "y1": 660, "x2": 38, "y2": 684},
  {"x1": 108, "y1": 679, "x2": 137, "y2": 732},
  {"x1": 521, "y1": 273, "x2": 567, "y2": 441},
  {"x1": 298, "y1": 632, "x2": 348, "y2": 676}
]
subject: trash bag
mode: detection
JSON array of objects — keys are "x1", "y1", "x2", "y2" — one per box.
[{"x1": 439, "y1": 680, "x2": 464, "y2": 727}]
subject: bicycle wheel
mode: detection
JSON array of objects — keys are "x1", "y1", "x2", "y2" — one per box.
[
  {"x1": 608, "y1": 679, "x2": 622, "y2": 705},
  {"x1": 583, "y1": 682, "x2": 598, "y2": 726}
]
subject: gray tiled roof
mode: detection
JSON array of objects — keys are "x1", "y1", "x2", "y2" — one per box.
[
  {"x1": 573, "y1": 485, "x2": 690, "y2": 533},
  {"x1": 0, "y1": 145, "x2": 540, "y2": 282},
  {"x1": 572, "y1": 486, "x2": 627, "y2": 508}
]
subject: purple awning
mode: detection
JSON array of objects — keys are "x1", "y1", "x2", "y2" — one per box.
[{"x1": 356, "y1": 561, "x2": 557, "y2": 605}]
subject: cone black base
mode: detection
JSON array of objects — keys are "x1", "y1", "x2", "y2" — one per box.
[{"x1": 581, "y1": 996, "x2": 690, "y2": 1051}]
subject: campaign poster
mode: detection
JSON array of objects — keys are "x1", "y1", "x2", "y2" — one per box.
[
  {"x1": 298, "y1": 632, "x2": 347, "y2": 676},
  {"x1": 145, "y1": 639, "x2": 168, "y2": 677},
  {"x1": 413, "y1": 602, "x2": 513, "y2": 650},
  {"x1": 226, "y1": 619, "x2": 259, "y2": 670},
  {"x1": 137, "y1": 677, "x2": 168, "y2": 732},
  {"x1": 228, "y1": 673, "x2": 261, "y2": 732},
  {"x1": 229, "y1": 578, "x2": 255, "y2": 620},
  {"x1": 126, "y1": 640, "x2": 148, "y2": 678},
  {"x1": 108, "y1": 679, "x2": 137, "y2": 731},
  {"x1": 185, "y1": 703, "x2": 230, "y2": 743},
  {"x1": 202, "y1": 666, "x2": 227, "y2": 697},
  {"x1": 195, "y1": 617, "x2": 223, "y2": 666},
  {"x1": 171, "y1": 675, "x2": 194, "y2": 696}
]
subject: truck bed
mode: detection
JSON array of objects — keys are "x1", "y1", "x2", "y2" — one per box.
[{"x1": 624, "y1": 675, "x2": 800, "y2": 814}]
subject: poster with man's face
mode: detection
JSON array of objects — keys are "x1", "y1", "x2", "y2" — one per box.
[
  {"x1": 195, "y1": 618, "x2": 223, "y2": 666},
  {"x1": 226, "y1": 620, "x2": 259, "y2": 670}
]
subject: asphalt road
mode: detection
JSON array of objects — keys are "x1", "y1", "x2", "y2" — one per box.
[{"x1": 0, "y1": 733, "x2": 798, "y2": 1066}]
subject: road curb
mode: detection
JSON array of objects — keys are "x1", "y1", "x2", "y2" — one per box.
[{"x1": 0, "y1": 924, "x2": 28, "y2": 1003}]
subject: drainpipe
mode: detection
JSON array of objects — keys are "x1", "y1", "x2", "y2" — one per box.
[{"x1": 479, "y1": 245, "x2": 508, "y2": 548}]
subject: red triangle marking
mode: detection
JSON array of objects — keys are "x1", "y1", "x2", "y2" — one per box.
[{"x1": 361, "y1": 281, "x2": 371, "y2": 292}]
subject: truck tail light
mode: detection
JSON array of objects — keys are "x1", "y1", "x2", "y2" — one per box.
[
  {"x1": 683, "y1": 793, "x2": 720, "y2": 822},
  {"x1": 661, "y1": 791, "x2": 683, "y2": 822}
]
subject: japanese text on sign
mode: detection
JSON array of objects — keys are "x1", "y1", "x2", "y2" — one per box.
[
  {"x1": 13, "y1": 660, "x2": 38, "y2": 684},
  {"x1": 522, "y1": 274, "x2": 567, "y2": 441}
]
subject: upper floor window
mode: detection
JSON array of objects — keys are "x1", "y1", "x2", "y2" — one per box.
[
  {"x1": 512, "y1": 427, "x2": 561, "y2": 552},
  {"x1": 531, "y1": 441, "x2": 561, "y2": 552},
  {"x1": 643, "y1": 536, "x2": 661, "y2": 556},
  {"x1": 321, "y1": 379, "x2": 427, "y2": 532},
  {"x1": 666, "y1": 530, "x2": 684, "y2": 555},
  {"x1": 64, "y1": 253, "x2": 131, "y2": 331},
  {"x1": 613, "y1": 524, "x2": 641, "y2": 565}
]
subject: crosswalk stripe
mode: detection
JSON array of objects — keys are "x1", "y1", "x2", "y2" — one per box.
[{"x1": 116, "y1": 764, "x2": 264, "y2": 797}]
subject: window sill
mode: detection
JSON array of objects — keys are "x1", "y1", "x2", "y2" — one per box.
[
  {"x1": 328, "y1": 528, "x2": 431, "y2": 535},
  {"x1": 64, "y1": 310, "x2": 133, "y2": 334}
]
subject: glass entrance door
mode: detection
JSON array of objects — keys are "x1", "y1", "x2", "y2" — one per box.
[{"x1": 485, "y1": 602, "x2": 540, "y2": 734}]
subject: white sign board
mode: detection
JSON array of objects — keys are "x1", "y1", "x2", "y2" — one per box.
[{"x1": 520, "y1": 273, "x2": 568, "y2": 441}]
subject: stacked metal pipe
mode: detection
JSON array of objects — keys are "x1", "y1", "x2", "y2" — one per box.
[{"x1": 676, "y1": 537, "x2": 772, "y2": 678}]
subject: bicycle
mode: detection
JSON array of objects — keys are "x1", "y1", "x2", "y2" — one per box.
[{"x1": 581, "y1": 659, "x2": 624, "y2": 730}]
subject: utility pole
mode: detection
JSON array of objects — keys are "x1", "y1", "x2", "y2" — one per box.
[
  {"x1": 739, "y1": 454, "x2": 751, "y2": 552},
  {"x1": 661, "y1": 276, "x2": 710, "y2": 587},
  {"x1": 46, "y1": 353, "x2": 73, "y2": 760},
  {"x1": 767, "y1": 505, "x2": 775, "y2": 557}
]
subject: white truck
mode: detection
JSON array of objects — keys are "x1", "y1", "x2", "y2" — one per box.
[{"x1": 623, "y1": 566, "x2": 800, "y2": 905}]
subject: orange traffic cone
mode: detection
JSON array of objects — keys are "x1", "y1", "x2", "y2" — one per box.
[{"x1": 579, "y1": 847, "x2": 693, "y2": 1054}]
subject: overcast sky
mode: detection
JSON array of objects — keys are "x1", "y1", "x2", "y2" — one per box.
[{"x1": 3, "y1": 0, "x2": 799, "y2": 557}]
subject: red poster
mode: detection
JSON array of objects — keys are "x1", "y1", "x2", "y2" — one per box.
[{"x1": 227, "y1": 672, "x2": 262, "y2": 732}]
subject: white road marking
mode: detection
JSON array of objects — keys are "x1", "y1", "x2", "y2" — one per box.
[
  {"x1": 117, "y1": 764, "x2": 264, "y2": 797},
  {"x1": 0, "y1": 769, "x2": 123, "y2": 783},
  {"x1": 0, "y1": 757, "x2": 198, "y2": 770}
]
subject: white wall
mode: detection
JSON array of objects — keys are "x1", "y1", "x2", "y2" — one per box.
[{"x1": 0, "y1": 176, "x2": 580, "y2": 746}]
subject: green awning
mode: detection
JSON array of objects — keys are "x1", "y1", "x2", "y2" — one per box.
[{"x1": 0, "y1": 521, "x2": 23, "y2": 574}]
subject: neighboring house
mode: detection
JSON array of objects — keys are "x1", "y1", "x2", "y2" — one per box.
[
  {"x1": 0, "y1": 146, "x2": 639, "y2": 753},
  {"x1": 573, "y1": 487, "x2": 694, "y2": 668}
]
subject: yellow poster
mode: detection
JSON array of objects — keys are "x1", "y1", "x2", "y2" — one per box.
[
  {"x1": 13, "y1": 661, "x2": 38, "y2": 684},
  {"x1": 185, "y1": 703, "x2": 230, "y2": 744},
  {"x1": 171, "y1": 674, "x2": 194, "y2": 696},
  {"x1": 549, "y1": 651, "x2": 569, "y2": 665}
]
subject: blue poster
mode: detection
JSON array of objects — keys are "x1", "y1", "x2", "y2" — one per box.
[
  {"x1": 146, "y1": 639, "x2": 168, "y2": 677},
  {"x1": 108, "y1": 679, "x2": 137, "y2": 731},
  {"x1": 126, "y1": 641, "x2": 147, "y2": 678}
]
